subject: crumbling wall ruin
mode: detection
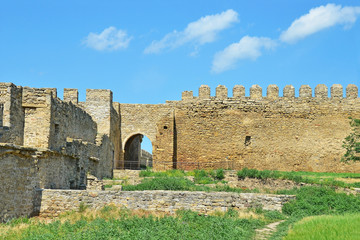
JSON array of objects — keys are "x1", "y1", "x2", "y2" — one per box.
[{"x1": 0, "y1": 83, "x2": 116, "y2": 222}]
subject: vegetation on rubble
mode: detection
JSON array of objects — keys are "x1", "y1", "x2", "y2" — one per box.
[
  {"x1": 237, "y1": 168, "x2": 360, "y2": 188},
  {"x1": 122, "y1": 176, "x2": 253, "y2": 193},
  {"x1": 126, "y1": 169, "x2": 360, "y2": 239},
  {"x1": 139, "y1": 168, "x2": 225, "y2": 182}
]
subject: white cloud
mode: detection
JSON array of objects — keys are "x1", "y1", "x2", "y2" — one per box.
[
  {"x1": 280, "y1": 4, "x2": 360, "y2": 43},
  {"x1": 211, "y1": 36, "x2": 277, "y2": 73},
  {"x1": 144, "y1": 9, "x2": 239, "y2": 54},
  {"x1": 83, "y1": 26, "x2": 132, "y2": 51}
]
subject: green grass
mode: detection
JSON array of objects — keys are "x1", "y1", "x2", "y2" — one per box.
[
  {"x1": 270, "y1": 186, "x2": 360, "y2": 240},
  {"x1": 122, "y1": 176, "x2": 252, "y2": 193},
  {"x1": 139, "y1": 168, "x2": 360, "y2": 188},
  {"x1": 237, "y1": 168, "x2": 360, "y2": 188},
  {"x1": 139, "y1": 169, "x2": 225, "y2": 184},
  {"x1": 0, "y1": 208, "x2": 265, "y2": 240},
  {"x1": 139, "y1": 168, "x2": 190, "y2": 178},
  {"x1": 284, "y1": 213, "x2": 360, "y2": 240},
  {"x1": 121, "y1": 168, "x2": 360, "y2": 193}
]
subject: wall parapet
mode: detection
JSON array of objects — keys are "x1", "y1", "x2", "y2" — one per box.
[
  {"x1": 180, "y1": 84, "x2": 359, "y2": 102},
  {"x1": 38, "y1": 189, "x2": 296, "y2": 217}
]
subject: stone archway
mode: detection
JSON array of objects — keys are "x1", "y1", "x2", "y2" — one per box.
[{"x1": 123, "y1": 133, "x2": 153, "y2": 170}]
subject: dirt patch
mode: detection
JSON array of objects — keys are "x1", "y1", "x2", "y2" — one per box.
[
  {"x1": 335, "y1": 178, "x2": 360, "y2": 184},
  {"x1": 255, "y1": 220, "x2": 285, "y2": 240}
]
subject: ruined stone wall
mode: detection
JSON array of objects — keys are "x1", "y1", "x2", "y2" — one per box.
[
  {"x1": 95, "y1": 134, "x2": 114, "y2": 178},
  {"x1": 38, "y1": 189, "x2": 295, "y2": 217},
  {"x1": 110, "y1": 102, "x2": 121, "y2": 168},
  {"x1": 0, "y1": 134, "x2": 114, "y2": 222},
  {"x1": 82, "y1": 89, "x2": 113, "y2": 135},
  {"x1": 0, "y1": 144, "x2": 81, "y2": 222},
  {"x1": 21, "y1": 87, "x2": 98, "y2": 151},
  {"x1": 0, "y1": 83, "x2": 24, "y2": 145},
  {"x1": 171, "y1": 84, "x2": 360, "y2": 172},
  {"x1": 49, "y1": 98, "x2": 97, "y2": 151},
  {"x1": 22, "y1": 87, "x2": 53, "y2": 148},
  {"x1": 0, "y1": 84, "x2": 117, "y2": 222},
  {"x1": 80, "y1": 89, "x2": 121, "y2": 169}
]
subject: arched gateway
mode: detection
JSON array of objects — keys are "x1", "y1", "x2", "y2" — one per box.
[{"x1": 123, "y1": 133, "x2": 153, "y2": 169}]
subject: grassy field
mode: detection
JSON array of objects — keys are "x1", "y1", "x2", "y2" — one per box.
[
  {"x1": 0, "y1": 207, "x2": 271, "y2": 240},
  {"x1": 284, "y1": 214, "x2": 360, "y2": 240},
  {"x1": 270, "y1": 186, "x2": 360, "y2": 240},
  {"x1": 120, "y1": 168, "x2": 360, "y2": 191}
]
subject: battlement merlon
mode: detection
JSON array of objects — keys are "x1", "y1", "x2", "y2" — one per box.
[
  {"x1": 83, "y1": 89, "x2": 116, "y2": 136},
  {"x1": 22, "y1": 87, "x2": 54, "y2": 108},
  {"x1": 86, "y1": 89, "x2": 113, "y2": 106},
  {"x1": 64, "y1": 88, "x2": 79, "y2": 104},
  {"x1": 181, "y1": 84, "x2": 359, "y2": 101}
]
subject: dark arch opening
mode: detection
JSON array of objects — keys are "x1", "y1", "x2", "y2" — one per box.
[{"x1": 124, "y1": 134, "x2": 153, "y2": 170}]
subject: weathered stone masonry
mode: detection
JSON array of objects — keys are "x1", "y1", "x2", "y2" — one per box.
[
  {"x1": 170, "y1": 84, "x2": 360, "y2": 172},
  {"x1": 38, "y1": 189, "x2": 295, "y2": 217},
  {"x1": 0, "y1": 83, "x2": 116, "y2": 221},
  {"x1": 0, "y1": 82, "x2": 359, "y2": 222}
]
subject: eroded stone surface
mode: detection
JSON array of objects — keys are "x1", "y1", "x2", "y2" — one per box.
[{"x1": 38, "y1": 189, "x2": 295, "y2": 218}]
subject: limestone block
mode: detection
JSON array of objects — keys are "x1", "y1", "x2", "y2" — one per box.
[
  {"x1": 216, "y1": 85, "x2": 228, "y2": 99},
  {"x1": 346, "y1": 84, "x2": 358, "y2": 99},
  {"x1": 199, "y1": 85, "x2": 211, "y2": 99},
  {"x1": 86, "y1": 89, "x2": 113, "y2": 103},
  {"x1": 267, "y1": 85, "x2": 279, "y2": 99},
  {"x1": 315, "y1": 84, "x2": 328, "y2": 99},
  {"x1": 283, "y1": 85, "x2": 295, "y2": 98},
  {"x1": 330, "y1": 84, "x2": 343, "y2": 98},
  {"x1": 250, "y1": 85, "x2": 262, "y2": 99},
  {"x1": 233, "y1": 85, "x2": 245, "y2": 98},
  {"x1": 299, "y1": 85, "x2": 312, "y2": 98}
]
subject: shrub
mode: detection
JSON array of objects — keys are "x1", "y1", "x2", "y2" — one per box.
[
  {"x1": 237, "y1": 168, "x2": 257, "y2": 179},
  {"x1": 194, "y1": 170, "x2": 215, "y2": 184},
  {"x1": 215, "y1": 169, "x2": 225, "y2": 180}
]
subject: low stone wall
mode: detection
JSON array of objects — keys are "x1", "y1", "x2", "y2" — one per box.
[{"x1": 38, "y1": 189, "x2": 295, "y2": 217}]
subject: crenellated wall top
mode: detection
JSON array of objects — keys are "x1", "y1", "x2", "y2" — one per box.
[{"x1": 181, "y1": 84, "x2": 359, "y2": 101}]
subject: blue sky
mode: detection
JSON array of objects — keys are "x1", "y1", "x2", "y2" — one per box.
[{"x1": 1, "y1": 1, "x2": 360, "y2": 152}]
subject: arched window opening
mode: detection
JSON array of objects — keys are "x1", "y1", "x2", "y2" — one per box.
[{"x1": 124, "y1": 134, "x2": 152, "y2": 170}]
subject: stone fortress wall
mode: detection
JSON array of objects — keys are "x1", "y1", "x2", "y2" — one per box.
[
  {"x1": 166, "y1": 84, "x2": 360, "y2": 172},
  {"x1": 0, "y1": 81, "x2": 360, "y2": 222}
]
